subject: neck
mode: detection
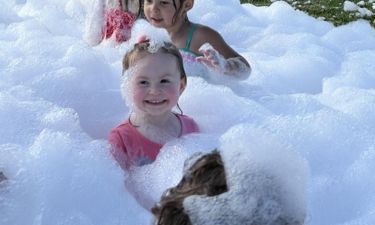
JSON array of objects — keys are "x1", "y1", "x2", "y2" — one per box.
[
  {"x1": 131, "y1": 111, "x2": 176, "y2": 128},
  {"x1": 130, "y1": 111, "x2": 181, "y2": 143},
  {"x1": 168, "y1": 19, "x2": 191, "y2": 44}
]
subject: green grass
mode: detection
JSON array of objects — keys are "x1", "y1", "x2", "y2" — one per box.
[{"x1": 240, "y1": 0, "x2": 375, "y2": 28}]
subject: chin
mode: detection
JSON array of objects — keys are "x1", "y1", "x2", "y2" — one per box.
[{"x1": 151, "y1": 23, "x2": 162, "y2": 28}]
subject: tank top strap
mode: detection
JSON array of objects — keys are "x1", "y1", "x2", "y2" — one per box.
[{"x1": 184, "y1": 23, "x2": 197, "y2": 51}]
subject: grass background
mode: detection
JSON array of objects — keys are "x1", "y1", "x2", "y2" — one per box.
[{"x1": 240, "y1": 0, "x2": 375, "y2": 28}]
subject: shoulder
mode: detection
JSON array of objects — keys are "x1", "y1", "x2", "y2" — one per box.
[
  {"x1": 193, "y1": 24, "x2": 226, "y2": 47},
  {"x1": 191, "y1": 23, "x2": 236, "y2": 58},
  {"x1": 178, "y1": 114, "x2": 199, "y2": 133},
  {"x1": 110, "y1": 120, "x2": 133, "y2": 133},
  {"x1": 195, "y1": 24, "x2": 222, "y2": 38},
  {"x1": 178, "y1": 114, "x2": 195, "y2": 123},
  {"x1": 108, "y1": 120, "x2": 133, "y2": 143}
]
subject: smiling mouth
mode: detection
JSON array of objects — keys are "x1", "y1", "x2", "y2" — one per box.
[
  {"x1": 145, "y1": 99, "x2": 167, "y2": 105},
  {"x1": 151, "y1": 18, "x2": 163, "y2": 23}
]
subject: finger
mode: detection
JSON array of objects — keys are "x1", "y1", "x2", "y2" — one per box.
[
  {"x1": 196, "y1": 57, "x2": 211, "y2": 65},
  {"x1": 196, "y1": 57, "x2": 215, "y2": 68},
  {"x1": 198, "y1": 48, "x2": 209, "y2": 56}
]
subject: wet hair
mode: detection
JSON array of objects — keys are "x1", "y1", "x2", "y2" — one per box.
[
  {"x1": 152, "y1": 150, "x2": 227, "y2": 225},
  {"x1": 122, "y1": 40, "x2": 187, "y2": 84},
  {"x1": 171, "y1": 0, "x2": 188, "y2": 24}
]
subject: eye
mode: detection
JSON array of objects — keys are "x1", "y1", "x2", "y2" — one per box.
[
  {"x1": 144, "y1": 0, "x2": 154, "y2": 5},
  {"x1": 138, "y1": 80, "x2": 149, "y2": 86},
  {"x1": 160, "y1": 1, "x2": 170, "y2": 5},
  {"x1": 160, "y1": 79, "x2": 170, "y2": 84}
]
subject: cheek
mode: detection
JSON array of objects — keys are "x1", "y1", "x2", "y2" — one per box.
[
  {"x1": 144, "y1": 7, "x2": 150, "y2": 16},
  {"x1": 143, "y1": 5, "x2": 154, "y2": 17},
  {"x1": 130, "y1": 85, "x2": 145, "y2": 102},
  {"x1": 164, "y1": 85, "x2": 181, "y2": 99},
  {"x1": 132, "y1": 89, "x2": 144, "y2": 99}
]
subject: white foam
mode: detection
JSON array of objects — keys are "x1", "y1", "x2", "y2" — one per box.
[
  {"x1": 183, "y1": 124, "x2": 308, "y2": 225},
  {"x1": 1, "y1": 0, "x2": 375, "y2": 224}
]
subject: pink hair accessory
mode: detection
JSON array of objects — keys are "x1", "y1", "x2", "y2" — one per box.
[
  {"x1": 137, "y1": 35, "x2": 149, "y2": 44},
  {"x1": 136, "y1": 35, "x2": 160, "y2": 53}
]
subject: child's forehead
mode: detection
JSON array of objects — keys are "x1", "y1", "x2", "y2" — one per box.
[
  {"x1": 133, "y1": 51, "x2": 177, "y2": 65},
  {"x1": 130, "y1": 53, "x2": 179, "y2": 76}
]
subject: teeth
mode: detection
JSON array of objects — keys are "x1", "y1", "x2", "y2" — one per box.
[{"x1": 148, "y1": 100, "x2": 163, "y2": 104}]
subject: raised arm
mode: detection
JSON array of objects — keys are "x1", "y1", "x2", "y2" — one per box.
[{"x1": 192, "y1": 25, "x2": 251, "y2": 80}]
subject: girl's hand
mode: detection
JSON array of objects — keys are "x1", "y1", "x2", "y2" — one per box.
[
  {"x1": 196, "y1": 43, "x2": 251, "y2": 80},
  {"x1": 196, "y1": 43, "x2": 227, "y2": 72}
]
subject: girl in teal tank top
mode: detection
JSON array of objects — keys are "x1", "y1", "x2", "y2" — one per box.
[{"x1": 143, "y1": 0, "x2": 251, "y2": 80}]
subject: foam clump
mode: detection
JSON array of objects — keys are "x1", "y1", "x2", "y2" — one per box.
[
  {"x1": 0, "y1": 128, "x2": 150, "y2": 225},
  {"x1": 124, "y1": 133, "x2": 217, "y2": 210},
  {"x1": 119, "y1": 19, "x2": 171, "y2": 57},
  {"x1": 184, "y1": 124, "x2": 308, "y2": 225}
]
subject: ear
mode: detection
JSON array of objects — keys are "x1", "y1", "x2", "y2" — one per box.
[
  {"x1": 179, "y1": 78, "x2": 187, "y2": 95},
  {"x1": 182, "y1": 0, "x2": 194, "y2": 12}
]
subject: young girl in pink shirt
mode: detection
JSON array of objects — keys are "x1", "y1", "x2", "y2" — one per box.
[{"x1": 108, "y1": 27, "x2": 199, "y2": 172}]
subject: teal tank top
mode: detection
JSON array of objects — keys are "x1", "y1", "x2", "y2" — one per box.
[
  {"x1": 179, "y1": 23, "x2": 201, "y2": 57},
  {"x1": 179, "y1": 23, "x2": 209, "y2": 79}
]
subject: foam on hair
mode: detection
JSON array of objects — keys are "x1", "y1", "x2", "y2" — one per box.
[
  {"x1": 119, "y1": 19, "x2": 171, "y2": 58},
  {"x1": 152, "y1": 150, "x2": 227, "y2": 225}
]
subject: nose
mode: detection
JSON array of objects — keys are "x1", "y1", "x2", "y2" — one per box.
[{"x1": 148, "y1": 83, "x2": 162, "y2": 95}]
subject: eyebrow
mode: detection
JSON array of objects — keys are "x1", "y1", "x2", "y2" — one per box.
[
  {"x1": 135, "y1": 76, "x2": 150, "y2": 80},
  {"x1": 135, "y1": 73, "x2": 176, "y2": 80},
  {"x1": 160, "y1": 74, "x2": 174, "y2": 78},
  {"x1": 140, "y1": 74, "x2": 174, "y2": 78}
]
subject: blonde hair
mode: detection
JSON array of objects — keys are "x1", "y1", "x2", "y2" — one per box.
[{"x1": 122, "y1": 40, "x2": 187, "y2": 84}]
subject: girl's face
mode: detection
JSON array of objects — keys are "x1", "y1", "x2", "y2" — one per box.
[
  {"x1": 129, "y1": 51, "x2": 186, "y2": 116},
  {"x1": 143, "y1": 0, "x2": 180, "y2": 29}
]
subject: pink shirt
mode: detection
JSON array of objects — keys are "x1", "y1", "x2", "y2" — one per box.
[{"x1": 108, "y1": 114, "x2": 199, "y2": 170}]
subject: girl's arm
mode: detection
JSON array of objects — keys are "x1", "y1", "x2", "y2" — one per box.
[
  {"x1": 83, "y1": 0, "x2": 105, "y2": 46},
  {"x1": 193, "y1": 25, "x2": 251, "y2": 80}
]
